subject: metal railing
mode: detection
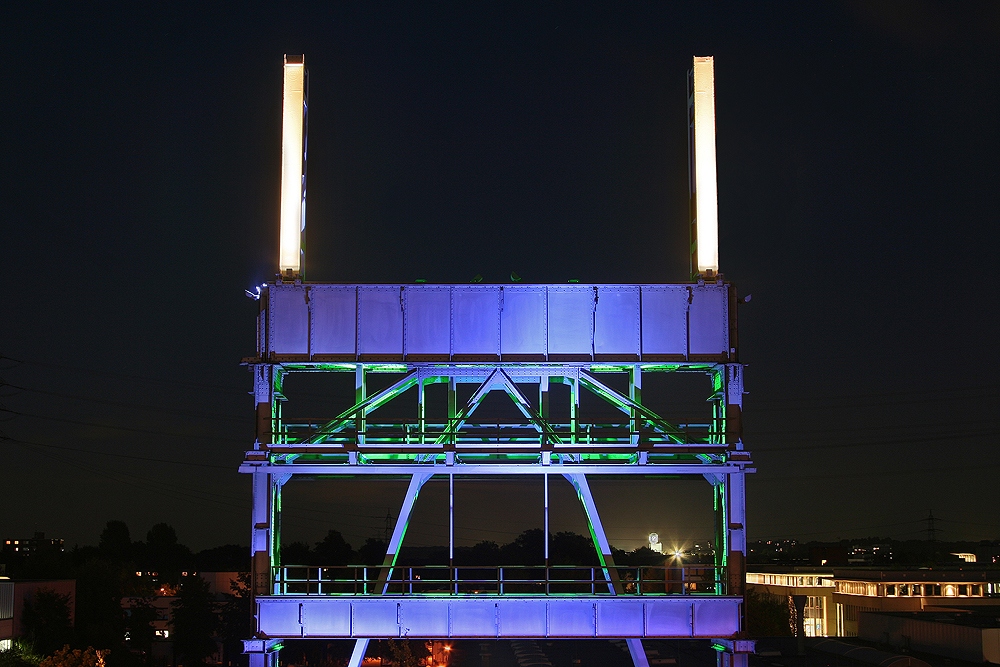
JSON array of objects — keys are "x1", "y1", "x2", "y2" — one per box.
[
  {"x1": 274, "y1": 418, "x2": 722, "y2": 449},
  {"x1": 273, "y1": 564, "x2": 725, "y2": 596}
]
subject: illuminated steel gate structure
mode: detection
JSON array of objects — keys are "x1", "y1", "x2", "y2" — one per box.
[
  {"x1": 240, "y1": 281, "x2": 753, "y2": 667},
  {"x1": 241, "y1": 53, "x2": 752, "y2": 667}
]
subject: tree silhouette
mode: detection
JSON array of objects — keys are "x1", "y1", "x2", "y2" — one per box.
[
  {"x1": 98, "y1": 522, "x2": 131, "y2": 563},
  {"x1": 357, "y1": 538, "x2": 388, "y2": 565},
  {"x1": 171, "y1": 577, "x2": 217, "y2": 665},
  {"x1": 21, "y1": 589, "x2": 73, "y2": 656},
  {"x1": 314, "y1": 531, "x2": 353, "y2": 565},
  {"x1": 279, "y1": 541, "x2": 312, "y2": 565},
  {"x1": 218, "y1": 573, "x2": 253, "y2": 667}
]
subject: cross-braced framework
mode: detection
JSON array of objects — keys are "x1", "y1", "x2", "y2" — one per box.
[{"x1": 240, "y1": 281, "x2": 754, "y2": 667}]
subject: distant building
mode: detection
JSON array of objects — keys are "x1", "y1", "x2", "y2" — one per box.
[
  {"x1": 745, "y1": 567, "x2": 836, "y2": 637},
  {"x1": 0, "y1": 578, "x2": 76, "y2": 650},
  {"x1": 2, "y1": 532, "x2": 65, "y2": 556},
  {"x1": 746, "y1": 566, "x2": 1000, "y2": 638},
  {"x1": 859, "y1": 607, "x2": 1000, "y2": 663}
]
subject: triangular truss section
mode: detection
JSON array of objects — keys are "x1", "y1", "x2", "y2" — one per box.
[
  {"x1": 435, "y1": 368, "x2": 562, "y2": 445},
  {"x1": 291, "y1": 367, "x2": 695, "y2": 449}
]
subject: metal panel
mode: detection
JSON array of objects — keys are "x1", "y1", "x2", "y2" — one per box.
[
  {"x1": 691, "y1": 597, "x2": 740, "y2": 636},
  {"x1": 449, "y1": 600, "x2": 499, "y2": 637},
  {"x1": 501, "y1": 287, "x2": 546, "y2": 357},
  {"x1": 358, "y1": 287, "x2": 404, "y2": 357},
  {"x1": 398, "y1": 600, "x2": 450, "y2": 637},
  {"x1": 310, "y1": 286, "x2": 357, "y2": 357},
  {"x1": 645, "y1": 601, "x2": 693, "y2": 636},
  {"x1": 257, "y1": 600, "x2": 302, "y2": 636},
  {"x1": 547, "y1": 286, "x2": 594, "y2": 356},
  {"x1": 595, "y1": 286, "x2": 640, "y2": 356},
  {"x1": 452, "y1": 287, "x2": 501, "y2": 356},
  {"x1": 269, "y1": 286, "x2": 309, "y2": 356},
  {"x1": 497, "y1": 599, "x2": 547, "y2": 636},
  {"x1": 689, "y1": 285, "x2": 729, "y2": 356},
  {"x1": 546, "y1": 601, "x2": 596, "y2": 637},
  {"x1": 640, "y1": 287, "x2": 688, "y2": 357},
  {"x1": 303, "y1": 602, "x2": 352, "y2": 637},
  {"x1": 596, "y1": 600, "x2": 645, "y2": 636},
  {"x1": 403, "y1": 287, "x2": 451, "y2": 356},
  {"x1": 351, "y1": 600, "x2": 400, "y2": 637}
]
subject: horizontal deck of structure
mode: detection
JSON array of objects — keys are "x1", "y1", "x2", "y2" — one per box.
[{"x1": 256, "y1": 595, "x2": 741, "y2": 639}]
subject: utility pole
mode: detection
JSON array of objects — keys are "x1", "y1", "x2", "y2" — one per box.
[{"x1": 923, "y1": 510, "x2": 942, "y2": 543}]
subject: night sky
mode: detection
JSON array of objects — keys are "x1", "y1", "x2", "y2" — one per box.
[{"x1": 2, "y1": 2, "x2": 998, "y2": 553}]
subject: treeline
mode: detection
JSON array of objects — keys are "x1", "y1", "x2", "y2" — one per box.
[
  {"x1": 4, "y1": 521, "x2": 246, "y2": 582},
  {"x1": 0, "y1": 521, "x2": 250, "y2": 667},
  {"x1": 281, "y1": 528, "x2": 670, "y2": 567}
]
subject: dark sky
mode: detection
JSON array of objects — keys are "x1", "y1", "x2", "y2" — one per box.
[{"x1": 2, "y1": 2, "x2": 998, "y2": 552}]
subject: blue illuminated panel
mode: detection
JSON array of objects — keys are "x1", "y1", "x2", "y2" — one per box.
[
  {"x1": 264, "y1": 283, "x2": 732, "y2": 362},
  {"x1": 256, "y1": 596, "x2": 741, "y2": 639}
]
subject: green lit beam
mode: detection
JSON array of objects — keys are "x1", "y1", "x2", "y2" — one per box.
[
  {"x1": 307, "y1": 371, "x2": 418, "y2": 444},
  {"x1": 578, "y1": 371, "x2": 686, "y2": 444}
]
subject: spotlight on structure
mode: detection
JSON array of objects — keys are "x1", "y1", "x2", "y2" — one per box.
[
  {"x1": 278, "y1": 54, "x2": 308, "y2": 279},
  {"x1": 688, "y1": 55, "x2": 719, "y2": 279}
]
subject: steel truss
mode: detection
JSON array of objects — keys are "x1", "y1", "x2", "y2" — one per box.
[{"x1": 243, "y1": 348, "x2": 751, "y2": 667}]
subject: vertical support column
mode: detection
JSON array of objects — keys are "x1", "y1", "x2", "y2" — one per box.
[
  {"x1": 253, "y1": 364, "x2": 277, "y2": 448},
  {"x1": 718, "y1": 653, "x2": 749, "y2": 667},
  {"x1": 539, "y1": 376, "x2": 550, "y2": 445},
  {"x1": 629, "y1": 365, "x2": 642, "y2": 446},
  {"x1": 727, "y1": 470, "x2": 747, "y2": 600},
  {"x1": 243, "y1": 639, "x2": 281, "y2": 667},
  {"x1": 449, "y1": 473, "x2": 455, "y2": 569},
  {"x1": 270, "y1": 473, "x2": 291, "y2": 594},
  {"x1": 711, "y1": 477, "x2": 728, "y2": 595},
  {"x1": 725, "y1": 364, "x2": 744, "y2": 448},
  {"x1": 250, "y1": 469, "x2": 272, "y2": 597},
  {"x1": 417, "y1": 378, "x2": 426, "y2": 444},
  {"x1": 355, "y1": 365, "x2": 366, "y2": 446},
  {"x1": 447, "y1": 377, "x2": 457, "y2": 447},
  {"x1": 570, "y1": 376, "x2": 580, "y2": 446},
  {"x1": 543, "y1": 473, "x2": 549, "y2": 568}
]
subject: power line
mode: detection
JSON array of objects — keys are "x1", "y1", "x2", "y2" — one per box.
[
  {"x1": 2, "y1": 436, "x2": 234, "y2": 470},
  {"x1": 0, "y1": 382, "x2": 245, "y2": 422},
  {"x1": 0, "y1": 408, "x2": 246, "y2": 443},
  {"x1": 753, "y1": 429, "x2": 997, "y2": 453},
  {"x1": 0, "y1": 353, "x2": 247, "y2": 394}
]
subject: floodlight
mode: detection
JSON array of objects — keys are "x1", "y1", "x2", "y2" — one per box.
[
  {"x1": 690, "y1": 56, "x2": 719, "y2": 277},
  {"x1": 279, "y1": 54, "x2": 307, "y2": 277}
]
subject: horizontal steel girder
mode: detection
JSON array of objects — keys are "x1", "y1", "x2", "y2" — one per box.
[
  {"x1": 256, "y1": 595, "x2": 741, "y2": 639},
  {"x1": 238, "y1": 462, "x2": 751, "y2": 476}
]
